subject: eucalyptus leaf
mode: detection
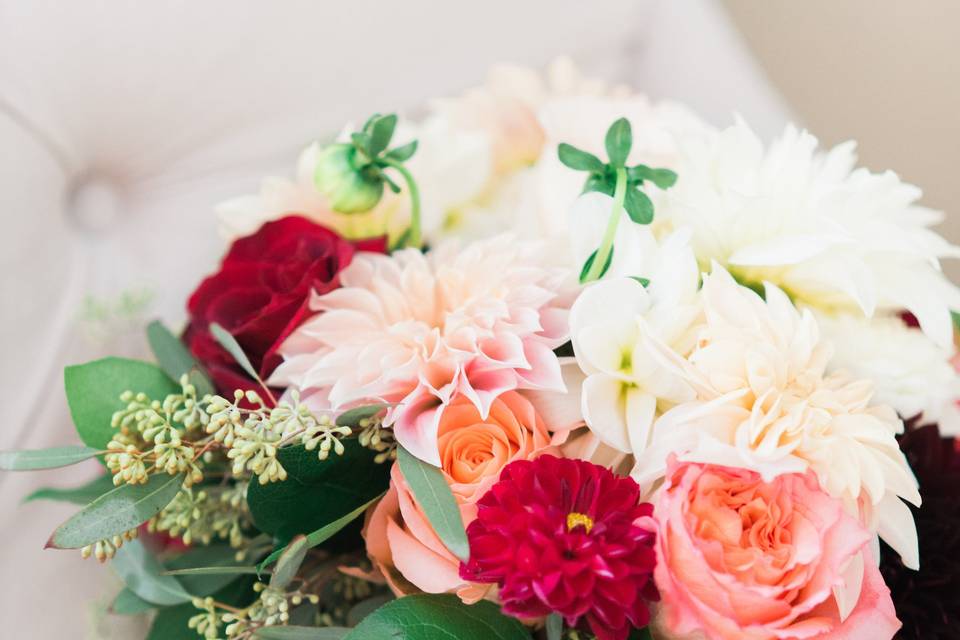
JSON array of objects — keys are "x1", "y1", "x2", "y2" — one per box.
[
  {"x1": 209, "y1": 322, "x2": 262, "y2": 383},
  {"x1": 146, "y1": 320, "x2": 214, "y2": 397},
  {"x1": 604, "y1": 117, "x2": 632, "y2": 168},
  {"x1": 258, "y1": 494, "x2": 384, "y2": 571},
  {"x1": 47, "y1": 473, "x2": 184, "y2": 549},
  {"x1": 546, "y1": 613, "x2": 563, "y2": 640},
  {"x1": 65, "y1": 357, "x2": 179, "y2": 453},
  {"x1": 112, "y1": 538, "x2": 193, "y2": 606},
  {"x1": 368, "y1": 114, "x2": 398, "y2": 157},
  {"x1": 164, "y1": 543, "x2": 260, "y2": 596},
  {"x1": 345, "y1": 594, "x2": 529, "y2": 640},
  {"x1": 111, "y1": 588, "x2": 156, "y2": 616},
  {"x1": 24, "y1": 473, "x2": 115, "y2": 505},
  {"x1": 335, "y1": 404, "x2": 388, "y2": 428},
  {"x1": 0, "y1": 445, "x2": 99, "y2": 471},
  {"x1": 255, "y1": 627, "x2": 350, "y2": 639},
  {"x1": 385, "y1": 140, "x2": 418, "y2": 162},
  {"x1": 557, "y1": 143, "x2": 604, "y2": 172},
  {"x1": 271, "y1": 535, "x2": 309, "y2": 590},
  {"x1": 579, "y1": 247, "x2": 615, "y2": 284},
  {"x1": 396, "y1": 446, "x2": 469, "y2": 561},
  {"x1": 623, "y1": 188, "x2": 654, "y2": 224},
  {"x1": 162, "y1": 566, "x2": 260, "y2": 577}
]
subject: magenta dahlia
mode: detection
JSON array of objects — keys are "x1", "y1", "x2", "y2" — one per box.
[{"x1": 459, "y1": 455, "x2": 658, "y2": 640}]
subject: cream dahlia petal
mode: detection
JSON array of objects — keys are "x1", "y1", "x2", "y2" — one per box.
[{"x1": 660, "y1": 118, "x2": 960, "y2": 347}]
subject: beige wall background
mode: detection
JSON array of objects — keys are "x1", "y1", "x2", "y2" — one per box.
[{"x1": 723, "y1": 0, "x2": 960, "y2": 280}]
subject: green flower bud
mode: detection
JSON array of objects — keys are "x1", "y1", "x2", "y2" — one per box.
[{"x1": 314, "y1": 143, "x2": 384, "y2": 214}]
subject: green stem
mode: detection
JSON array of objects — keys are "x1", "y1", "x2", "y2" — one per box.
[
  {"x1": 584, "y1": 166, "x2": 628, "y2": 282},
  {"x1": 382, "y1": 158, "x2": 422, "y2": 249}
]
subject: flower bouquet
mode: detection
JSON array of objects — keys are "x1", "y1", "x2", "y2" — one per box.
[{"x1": 5, "y1": 60, "x2": 960, "y2": 640}]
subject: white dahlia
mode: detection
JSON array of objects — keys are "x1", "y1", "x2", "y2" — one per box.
[
  {"x1": 815, "y1": 311, "x2": 960, "y2": 435},
  {"x1": 634, "y1": 266, "x2": 921, "y2": 568},
  {"x1": 268, "y1": 236, "x2": 574, "y2": 465},
  {"x1": 659, "y1": 120, "x2": 960, "y2": 347}
]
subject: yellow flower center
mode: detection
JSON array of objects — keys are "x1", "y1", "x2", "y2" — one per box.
[{"x1": 566, "y1": 512, "x2": 594, "y2": 534}]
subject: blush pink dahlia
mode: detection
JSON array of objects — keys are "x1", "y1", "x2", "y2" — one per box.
[
  {"x1": 268, "y1": 236, "x2": 573, "y2": 464},
  {"x1": 459, "y1": 455, "x2": 659, "y2": 640}
]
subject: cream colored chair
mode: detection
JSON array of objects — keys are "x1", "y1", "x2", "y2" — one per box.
[{"x1": 0, "y1": 1, "x2": 789, "y2": 636}]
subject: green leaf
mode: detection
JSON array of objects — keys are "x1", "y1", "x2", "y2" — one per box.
[
  {"x1": 111, "y1": 588, "x2": 156, "y2": 615},
  {"x1": 162, "y1": 565, "x2": 259, "y2": 578},
  {"x1": 47, "y1": 473, "x2": 184, "y2": 549},
  {"x1": 579, "y1": 247, "x2": 615, "y2": 284},
  {"x1": 271, "y1": 535, "x2": 309, "y2": 590},
  {"x1": 0, "y1": 445, "x2": 99, "y2": 471},
  {"x1": 345, "y1": 594, "x2": 529, "y2": 640},
  {"x1": 163, "y1": 543, "x2": 260, "y2": 597},
  {"x1": 385, "y1": 140, "x2": 418, "y2": 162},
  {"x1": 628, "y1": 628, "x2": 654, "y2": 640},
  {"x1": 112, "y1": 538, "x2": 193, "y2": 606},
  {"x1": 396, "y1": 446, "x2": 469, "y2": 561},
  {"x1": 256, "y1": 627, "x2": 350, "y2": 639},
  {"x1": 258, "y1": 494, "x2": 384, "y2": 571},
  {"x1": 65, "y1": 357, "x2": 180, "y2": 453},
  {"x1": 247, "y1": 440, "x2": 389, "y2": 543},
  {"x1": 557, "y1": 143, "x2": 604, "y2": 172},
  {"x1": 604, "y1": 117, "x2": 632, "y2": 168},
  {"x1": 146, "y1": 320, "x2": 215, "y2": 398},
  {"x1": 582, "y1": 172, "x2": 616, "y2": 197},
  {"x1": 546, "y1": 613, "x2": 563, "y2": 640},
  {"x1": 347, "y1": 595, "x2": 395, "y2": 627},
  {"x1": 368, "y1": 114, "x2": 398, "y2": 157},
  {"x1": 623, "y1": 188, "x2": 654, "y2": 224},
  {"x1": 24, "y1": 473, "x2": 115, "y2": 505},
  {"x1": 627, "y1": 165, "x2": 677, "y2": 190},
  {"x1": 351, "y1": 132, "x2": 373, "y2": 157},
  {"x1": 209, "y1": 322, "x2": 261, "y2": 383},
  {"x1": 630, "y1": 276, "x2": 651, "y2": 288},
  {"x1": 336, "y1": 404, "x2": 388, "y2": 428}
]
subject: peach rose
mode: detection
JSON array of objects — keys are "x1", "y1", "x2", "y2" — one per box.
[
  {"x1": 653, "y1": 459, "x2": 901, "y2": 640},
  {"x1": 363, "y1": 391, "x2": 554, "y2": 600}
]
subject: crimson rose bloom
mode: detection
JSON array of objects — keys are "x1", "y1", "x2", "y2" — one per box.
[
  {"x1": 185, "y1": 216, "x2": 385, "y2": 394},
  {"x1": 460, "y1": 455, "x2": 658, "y2": 640}
]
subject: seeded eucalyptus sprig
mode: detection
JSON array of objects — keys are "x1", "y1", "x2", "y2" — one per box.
[
  {"x1": 558, "y1": 117, "x2": 678, "y2": 283},
  {"x1": 313, "y1": 113, "x2": 423, "y2": 248}
]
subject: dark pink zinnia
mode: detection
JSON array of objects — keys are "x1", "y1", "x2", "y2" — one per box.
[{"x1": 459, "y1": 455, "x2": 658, "y2": 640}]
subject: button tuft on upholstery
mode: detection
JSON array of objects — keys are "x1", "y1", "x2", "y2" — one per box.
[{"x1": 65, "y1": 175, "x2": 123, "y2": 233}]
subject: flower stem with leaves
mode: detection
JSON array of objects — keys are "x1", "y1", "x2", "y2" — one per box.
[{"x1": 558, "y1": 117, "x2": 678, "y2": 283}]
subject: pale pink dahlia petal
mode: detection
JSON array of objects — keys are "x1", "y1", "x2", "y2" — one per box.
[{"x1": 270, "y1": 237, "x2": 575, "y2": 464}]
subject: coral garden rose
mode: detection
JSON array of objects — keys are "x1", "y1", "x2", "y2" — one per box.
[
  {"x1": 185, "y1": 216, "x2": 385, "y2": 394},
  {"x1": 364, "y1": 391, "x2": 554, "y2": 598},
  {"x1": 653, "y1": 458, "x2": 901, "y2": 640}
]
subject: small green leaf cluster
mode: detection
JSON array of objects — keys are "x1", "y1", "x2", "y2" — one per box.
[
  {"x1": 558, "y1": 117, "x2": 679, "y2": 283},
  {"x1": 558, "y1": 117, "x2": 677, "y2": 225},
  {"x1": 314, "y1": 113, "x2": 418, "y2": 215}
]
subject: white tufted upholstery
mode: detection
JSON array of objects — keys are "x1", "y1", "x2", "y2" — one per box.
[{"x1": 0, "y1": 1, "x2": 789, "y2": 636}]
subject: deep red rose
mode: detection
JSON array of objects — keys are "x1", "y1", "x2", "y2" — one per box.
[
  {"x1": 460, "y1": 455, "x2": 659, "y2": 640},
  {"x1": 184, "y1": 216, "x2": 386, "y2": 395}
]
